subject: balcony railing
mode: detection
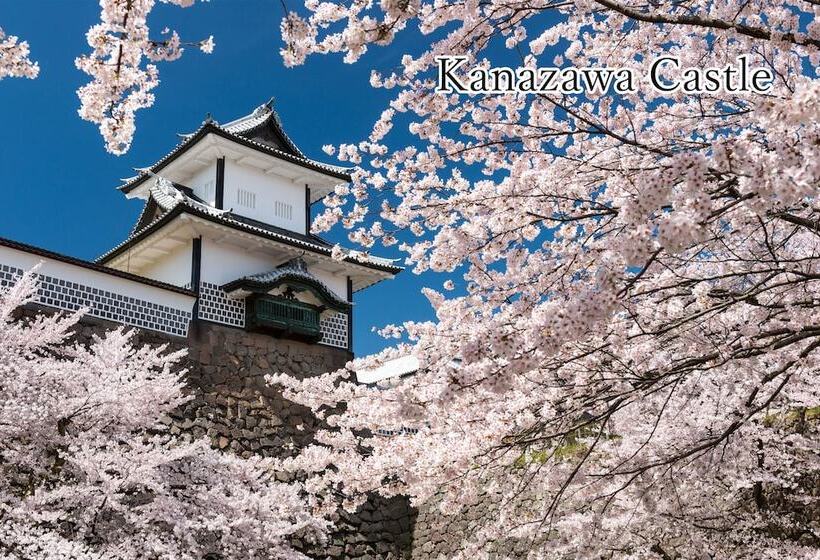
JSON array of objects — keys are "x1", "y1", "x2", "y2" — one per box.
[{"x1": 246, "y1": 295, "x2": 322, "y2": 341}]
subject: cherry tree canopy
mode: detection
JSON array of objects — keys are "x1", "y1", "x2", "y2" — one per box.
[
  {"x1": 269, "y1": 1, "x2": 820, "y2": 558},
  {"x1": 0, "y1": 273, "x2": 326, "y2": 559}
]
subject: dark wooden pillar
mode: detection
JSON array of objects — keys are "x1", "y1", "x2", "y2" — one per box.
[
  {"x1": 305, "y1": 184, "x2": 311, "y2": 235},
  {"x1": 191, "y1": 237, "x2": 202, "y2": 320},
  {"x1": 215, "y1": 157, "x2": 225, "y2": 209},
  {"x1": 346, "y1": 276, "x2": 353, "y2": 354}
]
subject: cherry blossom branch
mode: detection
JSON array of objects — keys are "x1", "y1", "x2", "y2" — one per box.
[
  {"x1": 75, "y1": 0, "x2": 213, "y2": 155},
  {"x1": 592, "y1": 0, "x2": 820, "y2": 50},
  {"x1": 0, "y1": 27, "x2": 38, "y2": 79}
]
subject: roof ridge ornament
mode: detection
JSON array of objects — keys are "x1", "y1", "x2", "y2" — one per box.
[
  {"x1": 202, "y1": 112, "x2": 217, "y2": 125},
  {"x1": 279, "y1": 256, "x2": 308, "y2": 273},
  {"x1": 154, "y1": 176, "x2": 184, "y2": 203},
  {"x1": 252, "y1": 98, "x2": 275, "y2": 117},
  {"x1": 146, "y1": 173, "x2": 232, "y2": 218}
]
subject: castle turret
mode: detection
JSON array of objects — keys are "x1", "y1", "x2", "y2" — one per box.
[{"x1": 97, "y1": 101, "x2": 401, "y2": 351}]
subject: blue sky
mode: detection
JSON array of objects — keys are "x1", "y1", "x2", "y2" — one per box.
[{"x1": 0, "y1": 0, "x2": 438, "y2": 356}]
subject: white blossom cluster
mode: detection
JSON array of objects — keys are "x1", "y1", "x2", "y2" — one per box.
[
  {"x1": 74, "y1": 0, "x2": 213, "y2": 154},
  {"x1": 0, "y1": 26, "x2": 38, "y2": 79},
  {"x1": 0, "y1": 3, "x2": 215, "y2": 153}
]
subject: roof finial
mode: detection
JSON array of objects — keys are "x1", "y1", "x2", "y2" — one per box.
[
  {"x1": 265, "y1": 96, "x2": 275, "y2": 110},
  {"x1": 203, "y1": 112, "x2": 215, "y2": 125},
  {"x1": 280, "y1": 254, "x2": 308, "y2": 272}
]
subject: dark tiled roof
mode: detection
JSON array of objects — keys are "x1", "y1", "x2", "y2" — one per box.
[
  {"x1": 0, "y1": 236, "x2": 196, "y2": 297},
  {"x1": 98, "y1": 179, "x2": 403, "y2": 276},
  {"x1": 227, "y1": 213, "x2": 333, "y2": 249},
  {"x1": 219, "y1": 100, "x2": 307, "y2": 157},
  {"x1": 222, "y1": 257, "x2": 351, "y2": 311},
  {"x1": 119, "y1": 103, "x2": 352, "y2": 195},
  {"x1": 130, "y1": 198, "x2": 158, "y2": 236}
]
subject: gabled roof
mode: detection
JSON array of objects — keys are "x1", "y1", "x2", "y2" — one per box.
[
  {"x1": 119, "y1": 101, "x2": 352, "y2": 196},
  {"x1": 217, "y1": 99, "x2": 306, "y2": 157},
  {"x1": 222, "y1": 257, "x2": 351, "y2": 312},
  {"x1": 98, "y1": 178, "x2": 403, "y2": 279}
]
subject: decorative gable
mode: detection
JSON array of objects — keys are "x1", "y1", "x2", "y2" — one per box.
[
  {"x1": 222, "y1": 99, "x2": 305, "y2": 156},
  {"x1": 222, "y1": 257, "x2": 352, "y2": 313}
]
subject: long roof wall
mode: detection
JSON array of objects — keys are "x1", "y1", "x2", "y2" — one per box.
[{"x1": 0, "y1": 237, "x2": 196, "y2": 337}]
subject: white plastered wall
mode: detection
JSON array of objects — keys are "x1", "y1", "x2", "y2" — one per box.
[
  {"x1": 139, "y1": 240, "x2": 192, "y2": 287},
  {"x1": 200, "y1": 239, "x2": 348, "y2": 299},
  {"x1": 224, "y1": 160, "x2": 307, "y2": 233},
  {"x1": 188, "y1": 162, "x2": 217, "y2": 205},
  {"x1": 311, "y1": 268, "x2": 348, "y2": 301},
  {"x1": 200, "y1": 239, "x2": 276, "y2": 285}
]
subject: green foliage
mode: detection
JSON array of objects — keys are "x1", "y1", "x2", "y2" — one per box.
[
  {"x1": 761, "y1": 406, "x2": 820, "y2": 429},
  {"x1": 514, "y1": 429, "x2": 596, "y2": 466}
]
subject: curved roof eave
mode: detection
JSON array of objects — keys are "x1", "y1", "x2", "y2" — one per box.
[
  {"x1": 97, "y1": 204, "x2": 403, "y2": 278},
  {"x1": 222, "y1": 272, "x2": 352, "y2": 311},
  {"x1": 118, "y1": 124, "x2": 352, "y2": 195}
]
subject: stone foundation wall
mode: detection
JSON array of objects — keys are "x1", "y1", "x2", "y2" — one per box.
[
  {"x1": 178, "y1": 321, "x2": 350, "y2": 460},
  {"x1": 411, "y1": 491, "x2": 535, "y2": 559},
  {"x1": 17, "y1": 305, "x2": 416, "y2": 559}
]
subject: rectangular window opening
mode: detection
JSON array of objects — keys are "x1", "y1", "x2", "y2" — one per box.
[
  {"x1": 237, "y1": 188, "x2": 257, "y2": 209},
  {"x1": 274, "y1": 200, "x2": 293, "y2": 221}
]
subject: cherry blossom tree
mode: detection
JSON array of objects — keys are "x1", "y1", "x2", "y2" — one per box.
[
  {"x1": 0, "y1": 271, "x2": 326, "y2": 559},
  {"x1": 0, "y1": 1, "x2": 212, "y2": 155},
  {"x1": 269, "y1": 1, "x2": 820, "y2": 558}
]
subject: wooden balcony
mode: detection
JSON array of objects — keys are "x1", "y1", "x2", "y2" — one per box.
[{"x1": 245, "y1": 295, "x2": 322, "y2": 342}]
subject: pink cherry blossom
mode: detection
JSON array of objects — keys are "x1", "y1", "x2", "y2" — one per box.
[
  {"x1": 272, "y1": 1, "x2": 820, "y2": 557},
  {"x1": 0, "y1": 272, "x2": 326, "y2": 559},
  {"x1": 0, "y1": 26, "x2": 38, "y2": 79},
  {"x1": 75, "y1": 0, "x2": 212, "y2": 155}
]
